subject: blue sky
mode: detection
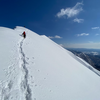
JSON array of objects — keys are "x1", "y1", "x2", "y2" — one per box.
[{"x1": 0, "y1": 0, "x2": 100, "y2": 49}]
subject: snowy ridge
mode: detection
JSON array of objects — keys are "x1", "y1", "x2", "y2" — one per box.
[
  {"x1": 76, "y1": 56, "x2": 100, "y2": 76},
  {"x1": 68, "y1": 51, "x2": 100, "y2": 76},
  {"x1": 18, "y1": 39, "x2": 32, "y2": 100},
  {"x1": 0, "y1": 26, "x2": 100, "y2": 100}
]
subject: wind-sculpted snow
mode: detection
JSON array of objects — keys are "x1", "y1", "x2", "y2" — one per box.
[{"x1": 18, "y1": 39, "x2": 32, "y2": 100}]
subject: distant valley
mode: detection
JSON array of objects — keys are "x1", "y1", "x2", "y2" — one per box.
[{"x1": 67, "y1": 48, "x2": 100, "y2": 71}]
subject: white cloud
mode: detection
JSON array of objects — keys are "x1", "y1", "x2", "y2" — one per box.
[
  {"x1": 73, "y1": 18, "x2": 84, "y2": 23},
  {"x1": 48, "y1": 36, "x2": 54, "y2": 39},
  {"x1": 88, "y1": 41, "x2": 94, "y2": 43},
  {"x1": 77, "y1": 33, "x2": 89, "y2": 36},
  {"x1": 56, "y1": 2, "x2": 83, "y2": 18},
  {"x1": 55, "y1": 35, "x2": 62, "y2": 38},
  {"x1": 48, "y1": 35, "x2": 62, "y2": 39},
  {"x1": 64, "y1": 42, "x2": 100, "y2": 49},
  {"x1": 59, "y1": 44, "x2": 64, "y2": 47},
  {"x1": 92, "y1": 27, "x2": 99, "y2": 29},
  {"x1": 96, "y1": 34, "x2": 99, "y2": 36}
]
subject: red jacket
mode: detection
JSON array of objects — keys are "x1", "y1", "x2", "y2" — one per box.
[
  {"x1": 23, "y1": 31, "x2": 26, "y2": 38},
  {"x1": 23, "y1": 31, "x2": 25, "y2": 35}
]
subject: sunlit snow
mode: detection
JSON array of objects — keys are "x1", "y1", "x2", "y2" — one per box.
[{"x1": 0, "y1": 26, "x2": 100, "y2": 100}]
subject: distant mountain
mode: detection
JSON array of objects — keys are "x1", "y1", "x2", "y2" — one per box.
[
  {"x1": 67, "y1": 49, "x2": 100, "y2": 71},
  {"x1": 67, "y1": 48, "x2": 100, "y2": 55}
]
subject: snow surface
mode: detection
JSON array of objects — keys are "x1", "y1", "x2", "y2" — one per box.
[{"x1": 0, "y1": 26, "x2": 100, "y2": 100}]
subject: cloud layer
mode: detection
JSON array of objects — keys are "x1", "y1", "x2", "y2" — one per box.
[
  {"x1": 73, "y1": 18, "x2": 84, "y2": 23},
  {"x1": 48, "y1": 35, "x2": 62, "y2": 39},
  {"x1": 57, "y1": 2, "x2": 83, "y2": 18},
  {"x1": 96, "y1": 34, "x2": 99, "y2": 36},
  {"x1": 77, "y1": 33, "x2": 89, "y2": 36},
  {"x1": 64, "y1": 42, "x2": 100, "y2": 49},
  {"x1": 92, "y1": 27, "x2": 100, "y2": 29}
]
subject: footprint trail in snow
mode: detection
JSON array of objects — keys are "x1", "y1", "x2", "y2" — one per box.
[{"x1": 18, "y1": 39, "x2": 32, "y2": 100}]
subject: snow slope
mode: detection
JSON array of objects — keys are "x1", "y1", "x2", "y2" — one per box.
[{"x1": 0, "y1": 26, "x2": 100, "y2": 100}]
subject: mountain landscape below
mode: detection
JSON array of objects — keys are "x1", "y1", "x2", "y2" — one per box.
[
  {"x1": 0, "y1": 26, "x2": 100, "y2": 100},
  {"x1": 67, "y1": 48, "x2": 100, "y2": 71}
]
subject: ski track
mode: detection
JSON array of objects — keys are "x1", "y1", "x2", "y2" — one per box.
[
  {"x1": 18, "y1": 39, "x2": 32, "y2": 100},
  {"x1": 0, "y1": 38, "x2": 33, "y2": 100}
]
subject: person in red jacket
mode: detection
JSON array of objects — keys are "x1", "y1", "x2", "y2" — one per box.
[{"x1": 22, "y1": 31, "x2": 26, "y2": 38}]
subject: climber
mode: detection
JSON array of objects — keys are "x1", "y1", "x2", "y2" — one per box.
[{"x1": 22, "y1": 31, "x2": 26, "y2": 38}]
